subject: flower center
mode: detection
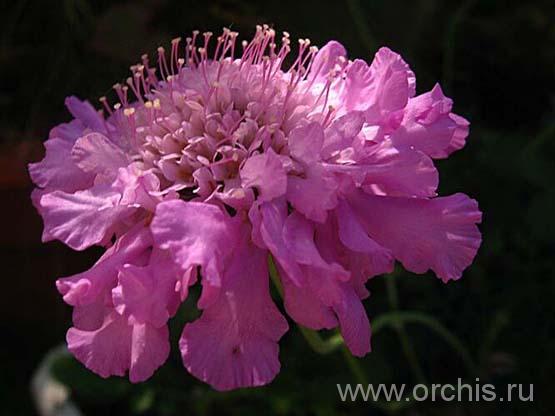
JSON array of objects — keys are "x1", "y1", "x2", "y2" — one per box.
[{"x1": 98, "y1": 26, "x2": 344, "y2": 203}]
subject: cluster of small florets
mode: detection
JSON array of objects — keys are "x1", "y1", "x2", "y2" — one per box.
[{"x1": 30, "y1": 25, "x2": 481, "y2": 391}]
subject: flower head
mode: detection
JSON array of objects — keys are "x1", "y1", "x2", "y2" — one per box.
[{"x1": 30, "y1": 25, "x2": 481, "y2": 390}]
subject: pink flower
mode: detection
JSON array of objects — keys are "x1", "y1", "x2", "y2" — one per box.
[{"x1": 30, "y1": 26, "x2": 481, "y2": 390}]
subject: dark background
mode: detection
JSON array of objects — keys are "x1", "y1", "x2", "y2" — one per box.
[{"x1": 1, "y1": 0, "x2": 554, "y2": 415}]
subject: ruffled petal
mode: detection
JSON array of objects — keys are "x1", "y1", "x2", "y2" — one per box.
[
  {"x1": 258, "y1": 199, "x2": 304, "y2": 286},
  {"x1": 347, "y1": 191, "x2": 482, "y2": 282},
  {"x1": 65, "y1": 96, "x2": 107, "y2": 133},
  {"x1": 71, "y1": 298, "x2": 107, "y2": 331},
  {"x1": 48, "y1": 119, "x2": 86, "y2": 142},
  {"x1": 336, "y1": 199, "x2": 394, "y2": 271},
  {"x1": 113, "y1": 249, "x2": 181, "y2": 327},
  {"x1": 390, "y1": 84, "x2": 469, "y2": 159},
  {"x1": 180, "y1": 230, "x2": 288, "y2": 391},
  {"x1": 37, "y1": 165, "x2": 162, "y2": 250},
  {"x1": 445, "y1": 113, "x2": 470, "y2": 156},
  {"x1": 322, "y1": 112, "x2": 365, "y2": 160},
  {"x1": 279, "y1": 265, "x2": 338, "y2": 329},
  {"x1": 129, "y1": 323, "x2": 170, "y2": 383},
  {"x1": 325, "y1": 138, "x2": 438, "y2": 198},
  {"x1": 72, "y1": 132, "x2": 130, "y2": 178},
  {"x1": 344, "y1": 48, "x2": 415, "y2": 127},
  {"x1": 362, "y1": 141, "x2": 438, "y2": 197},
  {"x1": 38, "y1": 184, "x2": 135, "y2": 250},
  {"x1": 56, "y1": 224, "x2": 152, "y2": 307},
  {"x1": 332, "y1": 283, "x2": 371, "y2": 356},
  {"x1": 67, "y1": 312, "x2": 170, "y2": 382},
  {"x1": 289, "y1": 122, "x2": 324, "y2": 164},
  {"x1": 309, "y1": 40, "x2": 347, "y2": 82},
  {"x1": 240, "y1": 148, "x2": 287, "y2": 202},
  {"x1": 151, "y1": 200, "x2": 237, "y2": 308},
  {"x1": 283, "y1": 212, "x2": 348, "y2": 280},
  {"x1": 28, "y1": 138, "x2": 93, "y2": 192},
  {"x1": 67, "y1": 312, "x2": 132, "y2": 378},
  {"x1": 280, "y1": 213, "x2": 371, "y2": 356},
  {"x1": 287, "y1": 165, "x2": 338, "y2": 222}
]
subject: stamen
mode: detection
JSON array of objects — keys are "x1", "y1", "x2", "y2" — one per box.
[
  {"x1": 170, "y1": 37, "x2": 182, "y2": 74},
  {"x1": 157, "y1": 47, "x2": 170, "y2": 81},
  {"x1": 141, "y1": 54, "x2": 159, "y2": 86},
  {"x1": 113, "y1": 83, "x2": 129, "y2": 107},
  {"x1": 123, "y1": 107, "x2": 138, "y2": 147},
  {"x1": 126, "y1": 74, "x2": 144, "y2": 103},
  {"x1": 190, "y1": 30, "x2": 200, "y2": 65},
  {"x1": 99, "y1": 96, "x2": 112, "y2": 115},
  {"x1": 202, "y1": 31, "x2": 213, "y2": 55}
]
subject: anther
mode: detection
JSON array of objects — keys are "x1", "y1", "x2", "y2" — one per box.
[{"x1": 123, "y1": 107, "x2": 135, "y2": 117}]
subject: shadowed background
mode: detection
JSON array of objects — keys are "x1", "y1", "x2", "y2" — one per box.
[{"x1": 1, "y1": 0, "x2": 554, "y2": 415}]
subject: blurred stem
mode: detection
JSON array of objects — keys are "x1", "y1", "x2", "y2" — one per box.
[
  {"x1": 385, "y1": 274, "x2": 427, "y2": 384},
  {"x1": 299, "y1": 327, "x2": 343, "y2": 355},
  {"x1": 341, "y1": 344, "x2": 368, "y2": 385},
  {"x1": 373, "y1": 310, "x2": 480, "y2": 376},
  {"x1": 268, "y1": 256, "x2": 343, "y2": 355}
]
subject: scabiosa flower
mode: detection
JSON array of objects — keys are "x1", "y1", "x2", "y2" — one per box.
[{"x1": 29, "y1": 25, "x2": 481, "y2": 390}]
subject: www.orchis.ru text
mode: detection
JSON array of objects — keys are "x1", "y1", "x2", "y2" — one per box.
[{"x1": 337, "y1": 379, "x2": 533, "y2": 403}]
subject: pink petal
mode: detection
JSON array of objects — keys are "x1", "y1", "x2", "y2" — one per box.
[
  {"x1": 72, "y1": 133, "x2": 130, "y2": 177},
  {"x1": 67, "y1": 312, "x2": 170, "y2": 382},
  {"x1": 336, "y1": 199, "x2": 394, "y2": 272},
  {"x1": 322, "y1": 112, "x2": 365, "y2": 160},
  {"x1": 373, "y1": 47, "x2": 416, "y2": 98},
  {"x1": 344, "y1": 48, "x2": 415, "y2": 126},
  {"x1": 48, "y1": 119, "x2": 86, "y2": 142},
  {"x1": 281, "y1": 213, "x2": 371, "y2": 356},
  {"x1": 28, "y1": 138, "x2": 93, "y2": 192},
  {"x1": 445, "y1": 113, "x2": 470, "y2": 156},
  {"x1": 362, "y1": 142, "x2": 438, "y2": 197},
  {"x1": 129, "y1": 323, "x2": 170, "y2": 383},
  {"x1": 390, "y1": 84, "x2": 469, "y2": 159},
  {"x1": 37, "y1": 166, "x2": 162, "y2": 250},
  {"x1": 332, "y1": 283, "x2": 371, "y2": 356},
  {"x1": 287, "y1": 165, "x2": 338, "y2": 223},
  {"x1": 151, "y1": 200, "x2": 237, "y2": 308},
  {"x1": 347, "y1": 191, "x2": 482, "y2": 282},
  {"x1": 279, "y1": 264, "x2": 338, "y2": 329},
  {"x1": 180, "y1": 231, "x2": 288, "y2": 391},
  {"x1": 38, "y1": 184, "x2": 135, "y2": 250},
  {"x1": 343, "y1": 59, "x2": 373, "y2": 111},
  {"x1": 283, "y1": 212, "x2": 348, "y2": 280},
  {"x1": 113, "y1": 166, "x2": 163, "y2": 212},
  {"x1": 289, "y1": 122, "x2": 324, "y2": 164},
  {"x1": 309, "y1": 40, "x2": 347, "y2": 82},
  {"x1": 67, "y1": 312, "x2": 132, "y2": 378},
  {"x1": 247, "y1": 201, "x2": 265, "y2": 248},
  {"x1": 72, "y1": 298, "x2": 107, "y2": 331},
  {"x1": 324, "y1": 138, "x2": 438, "y2": 198},
  {"x1": 65, "y1": 96, "x2": 106, "y2": 133},
  {"x1": 240, "y1": 148, "x2": 287, "y2": 202},
  {"x1": 258, "y1": 200, "x2": 304, "y2": 286},
  {"x1": 112, "y1": 250, "x2": 181, "y2": 327},
  {"x1": 56, "y1": 224, "x2": 152, "y2": 307}
]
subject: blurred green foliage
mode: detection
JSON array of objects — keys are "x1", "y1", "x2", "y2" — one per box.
[{"x1": 1, "y1": 0, "x2": 554, "y2": 415}]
